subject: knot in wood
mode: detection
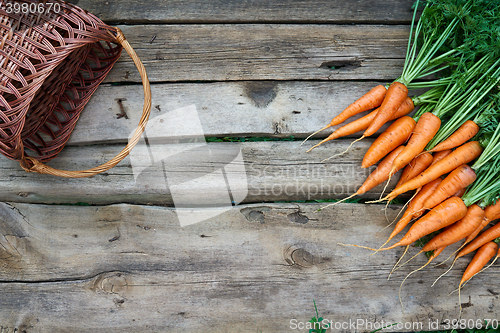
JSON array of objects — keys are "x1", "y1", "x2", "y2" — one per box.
[
  {"x1": 284, "y1": 246, "x2": 314, "y2": 268},
  {"x1": 99, "y1": 273, "x2": 128, "y2": 294}
]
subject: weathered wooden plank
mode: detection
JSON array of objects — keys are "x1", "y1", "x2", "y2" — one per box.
[
  {"x1": 0, "y1": 202, "x2": 497, "y2": 332},
  {"x1": 69, "y1": 81, "x2": 410, "y2": 145},
  {"x1": 0, "y1": 140, "x2": 405, "y2": 205},
  {"x1": 103, "y1": 24, "x2": 408, "y2": 82},
  {"x1": 78, "y1": 0, "x2": 415, "y2": 24}
]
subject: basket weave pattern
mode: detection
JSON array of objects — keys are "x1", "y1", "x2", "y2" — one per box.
[{"x1": 0, "y1": 0, "x2": 122, "y2": 164}]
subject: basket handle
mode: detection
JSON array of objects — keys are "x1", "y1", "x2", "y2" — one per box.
[{"x1": 20, "y1": 28, "x2": 152, "y2": 178}]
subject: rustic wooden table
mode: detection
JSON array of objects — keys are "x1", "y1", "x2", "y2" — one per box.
[{"x1": 0, "y1": 0, "x2": 498, "y2": 332}]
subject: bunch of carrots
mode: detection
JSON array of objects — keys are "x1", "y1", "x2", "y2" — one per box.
[{"x1": 302, "y1": 0, "x2": 500, "y2": 311}]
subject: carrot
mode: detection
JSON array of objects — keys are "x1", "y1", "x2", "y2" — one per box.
[
  {"x1": 430, "y1": 149, "x2": 452, "y2": 166},
  {"x1": 453, "y1": 188, "x2": 467, "y2": 198},
  {"x1": 362, "y1": 116, "x2": 416, "y2": 168},
  {"x1": 456, "y1": 247, "x2": 500, "y2": 302},
  {"x1": 456, "y1": 201, "x2": 500, "y2": 257},
  {"x1": 390, "y1": 112, "x2": 441, "y2": 175},
  {"x1": 465, "y1": 218, "x2": 490, "y2": 245},
  {"x1": 456, "y1": 241, "x2": 499, "y2": 313},
  {"x1": 321, "y1": 146, "x2": 406, "y2": 209},
  {"x1": 400, "y1": 243, "x2": 448, "y2": 273},
  {"x1": 456, "y1": 222, "x2": 500, "y2": 259},
  {"x1": 471, "y1": 247, "x2": 500, "y2": 283},
  {"x1": 386, "y1": 178, "x2": 443, "y2": 244},
  {"x1": 435, "y1": 221, "x2": 499, "y2": 287},
  {"x1": 307, "y1": 97, "x2": 414, "y2": 152},
  {"x1": 460, "y1": 241, "x2": 498, "y2": 286},
  {"x1": 358, "y1": 146, "x2": 408, "y2": 195},
  {"x1": 422, "y1": 165, "x2": 476, "y2": 210},
  {"x1": 392, "y1": 96, "x2": 415, "y2": 119},
  {"x1": 383, "y1": 141, "x2": 483, "y2": 201},
  {"x1": 396, "y1": 152, "x2": 433, "y2": 188},
  {"x1": 429, "y1": 246, "x2": 447, "y2": 261},
  {"x1": 433, "y1": 202, "x2": 500, "y2": 280},
  {"x1": 422, "y1": 204, "x2": 484, "y2": 251},
  {"x1": 364, "y1": 82, "x2": 409, "y2": 137},
  {"x1": 464, "y1": 201, "x2": 500, "y2": 244},
  {"x1": 397, "y1": 149, "x2": 449, "y2": 191},
  {"x1": 429, "y1": 120, "x2": 479, "y2": 153},
  {"x1": 484, "y1": 200, "x2": 500, "y2": 222},
  {"x1": 328, "y1": 85, "x2": 387, "y2": 127},
  {"x1": 301, "y1": 85, "x2": 387, "y2": 145},
  {"x1": 381, "y1": 197, "x2": 467, "y2": 251}
]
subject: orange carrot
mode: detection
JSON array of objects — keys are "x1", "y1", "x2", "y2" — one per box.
[
  {"x1": 302, "y1": 85, "x2": 387, "y2": 144},
  {"x1": 460, "y1": 241, "x2": 498, "y2": 286},
  {"x1": 356, "y1": 146, "x2": 406, "y2": 195},
  {"x1": 397, "y1": 149, "x2": 449, "y2": 190},
  {"x1": 390, "y1": 112, "x2": 441, "y2": 175},
  {"x1": 465, "y1": 201, "x2": 500, "y2": 244},
  {"x1": 393, "y1": 96, "x2": 415, "y2": 119},
  {"x1": 401, "y1": 225, "x2": 452, "y2": 271},
  {"x1": 456, "y1": 222, "x2": 500, "y2": 259},
  {"x1": 484, "y1": 200, "x2": 500, "y2": 222},
  {"x1": 329, "y1": 85, "x2": 387, "y2": 127},
  {"x1": 434, "y1": 202, "x2": 500, "y2": 279},
  {"x1": 322, "y1": 146, "x2": 407, "y2": 209},
  {"x1": 384, "y1": 141, "x2": 483, "y2": 201},
  {"x1": 456, "y1": 242, "x2": 498, "y2": 313},
  {"x1": 436, "y1": 201, "x2": 500, "y2": 262},
  {"x1": 465, "y1": 218, "x2": 490, "y2": 245},
  {"x1": 409, "y1": 181, "x2": 443, "y2": 221},
  {"x1": 383, "y1": 178, "x2": 443, "y2": 248},
  {"x1": 396, "y1": 152, "x2": 433, "y2": 188},
  {"x1": 429, "y1": 120, "x2": 480, "y2": 153},
  {"x1": 430, "y1": 149, "x2": 452, "y2": 166},
  {"x1": 362, "y1": 116, "x2": 416, "y2": 168},
  {"x1": 422, "y1": 165, "x2": 476, "y2": 210},
  {"x1": 430, "y1": 246, "x2": 447, "y2": 261},
  {"x1": 471, "y1": 247, "x2": 500, "y2": 281},
  {"x1": 422, "y1": 204, "x2": 484, "y2": 251},
  {"x1": 381, "y1": 197, "x2": 467, "y2": 250},
  {"x1": 364, "y1": 82, "x2": 408, "y2": 137},
  {"x1": 306, "y1": 97, "x2": 414, "y2": 152},
  {"x1": 435, "y1": 221, "x2": 499, "y2": 287},
  {"x1": 453, "y1": 188, "x2": 467, "y2": 198}
]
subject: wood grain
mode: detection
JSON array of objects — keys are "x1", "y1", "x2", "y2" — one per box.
[
  {"x1": 68, "y1": 81, "x2": 410, "y2": 145},
  {"x1": 104, "y1": 24, "x2": 408, "y2": 82},
  {"x1": 77, "y1": 0, "x2": 415, "y2": 24},
  {"x1": 0, "y1": 140, "x2": 404, "y2": 205},
  {"x1": 0, "y1": 202, "x2": 496, "y2": 332}
]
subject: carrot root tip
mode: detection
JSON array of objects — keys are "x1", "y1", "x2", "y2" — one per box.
[
  {"x1": 366, "y1": 198, "x2": 386, "y2": 204},
  {"x1": 337, "y1": 243, "x2": 378, "y2": 252},
  {"x1": 306, "y1": 141, "x2": 325, "y2": 153},
  {"x1": 399, "y1": 258, "x2": 433, "y2": 315},
  {"x1": 388, "y1": 245, "x2": 409, "y2": 280},
  {"x1": 320, "y1": 194, "x2": 357, "y2": 210},
  {"x1": 432, "y1": 258, "x2": 457, "y2": 287},
  {"x1": 321, "y1": 136, "x2": 364, "y2": 163},
  {"x1": 300, "y1": 126, "x2": 330, "y2": 146}
]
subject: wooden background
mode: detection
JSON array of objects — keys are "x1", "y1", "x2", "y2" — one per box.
[{"x1": 1, "y1": 0, "x2": 498, "y2": 332}]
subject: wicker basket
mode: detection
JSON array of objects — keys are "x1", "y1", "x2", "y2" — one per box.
[{"x1": 0, "y1": 0, "x2": 151, "y2": 177}]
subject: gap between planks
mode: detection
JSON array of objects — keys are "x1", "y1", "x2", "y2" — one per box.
[
  {"x1": 101, "y1": 24, "x2": 409, "y2": 83},
  {"x1": 68, "y1": 81, "x2": 425, "y2": 145},
  {"x1": 0, "y1": 140, "x2": 406, "y2": 205},
  {"x1": 77, "y1": 0, "x2": 416, "y2": 25}
]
